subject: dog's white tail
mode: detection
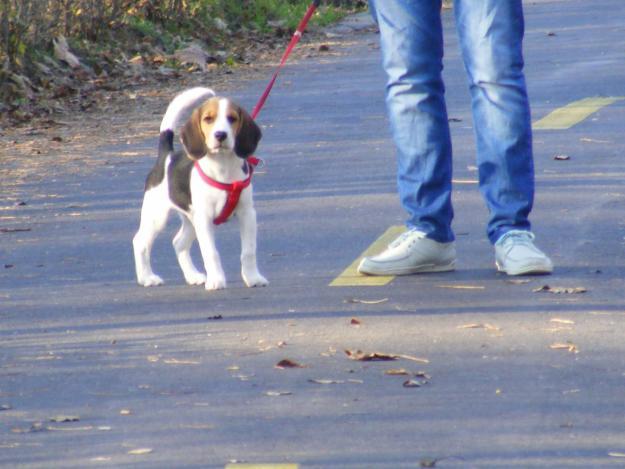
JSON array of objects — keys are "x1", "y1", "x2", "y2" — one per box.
[{"x1": 159, "y1": 87, "x2": 216, "y2": 133}]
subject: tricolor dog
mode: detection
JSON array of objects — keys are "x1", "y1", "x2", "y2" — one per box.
[{"x1": 133, "y1": 87, "x2": 268, "y2": 290}]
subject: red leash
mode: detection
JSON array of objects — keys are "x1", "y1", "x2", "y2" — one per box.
[
  {"x1": 251, "y1": 0, "x2": 321, "y2": 120},
  {"x1": 197, "y1": 1, "x2": 319, "y2": 224}
]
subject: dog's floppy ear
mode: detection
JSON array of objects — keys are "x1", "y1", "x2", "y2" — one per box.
[
  {"x1": 234, "y1": 105, "x2": 262, "y2": 158},
  {"x1": 180, "y1": 107, "x2": 207, "y2": 160}
]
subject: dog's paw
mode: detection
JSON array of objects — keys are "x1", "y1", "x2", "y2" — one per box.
[
  {"x1": 184, "y1": 271, "x2": 207, "y2": 286},
  {"x1": 138, "y1": 274, "x2": 164, "y2": 287},
  {"x1": 243, "y1": 272, "x2": 269, "y2": 288},
  {"x1": 205, "y1": 276, "x2": 227, "y2": 291}
]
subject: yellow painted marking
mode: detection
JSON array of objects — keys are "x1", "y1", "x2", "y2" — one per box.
[
  {"x1": 330, "y1": 225, "x2": 406, "y2": 287},
  {"x1": 225, "y1": 465, "x2": 298, "y2": 469},
  {"x1": 533, "y1": 96, "x2": 625, "y2": 130}
]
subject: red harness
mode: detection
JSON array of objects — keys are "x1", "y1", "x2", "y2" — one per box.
[{"x1": 194, "y1": 156, "x2": 260, "y2": 225}]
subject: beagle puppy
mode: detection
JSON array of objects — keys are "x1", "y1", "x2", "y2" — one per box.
[{"x1": 133, "y1": 87, "x2": 268, "y2": 290}]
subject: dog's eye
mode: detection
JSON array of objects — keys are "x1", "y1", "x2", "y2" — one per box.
[
  {"x1": 227, "y1": 115, "x2": 238, "y2": 124},
  {"x1": 204, "y1": 115, "x2": 215, "y2": 123}
]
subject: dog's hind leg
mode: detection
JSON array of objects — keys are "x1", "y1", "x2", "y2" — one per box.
[
  {"x1": 173, "y1": 215, "x2": 206, "y2": 286},
  {"x1": 133, "y1": 187, "x2": 170, "y2": 286}
]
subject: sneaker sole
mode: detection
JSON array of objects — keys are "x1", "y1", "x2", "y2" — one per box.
[
  {"x1": 496, "y1": 261, "x2": 553, "y2": 276},
  {"x1": 358, "y1": 260, "x2": 456, "y2": 276}
]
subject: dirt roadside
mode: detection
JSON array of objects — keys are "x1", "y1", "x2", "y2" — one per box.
[{"x1": 0, "y1": 13, "x2": 375, "y2": 211}]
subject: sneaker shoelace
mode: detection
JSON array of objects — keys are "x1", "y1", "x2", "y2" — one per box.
[
  {"x1": 389, "y1": 229, "x2": 426, "y2": 249},
  {"x1": 499, "y1": 230, "x2": 537, "y2": 253}
]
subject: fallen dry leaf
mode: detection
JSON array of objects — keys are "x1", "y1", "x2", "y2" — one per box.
[
  {"x1": 265, "y1": 391, "x2": 292, "y2": 397},
  {"x1": 11, "y1": 422, "x2": 45, "y2": 434},
  {"x1": 550, "y1": 318, "x2": 575, "y2": 325},
  {"x1": 544, "y1": 326, "x2": 574, "y2": 333},
  {"x1": 580, "y1": 137, "x2": 610, "y2": 144},
  {"x1": 128, "y1": 448, "x2": 153, "y2": 455},
  {"x1": 0, "y1": 227, "x2": 32, "y2": 233},
  {"x1": 403, "y1": 379, "x2": 427, "y2": 388},
  {"x1": 308, "y1": 378, "x2": 344, "y2": 385},
  {"x1": 49, "y1": 415, "x2": 79, "y2": 423},
  {"x1": 275, "y1": 359, "x2": 306, "y2": 369},
  {"x1": 119, "y1": 409, "x2": 132, "y2": 416},
  {"x1": 345, "y1": 297, "x2": 388, "y2": 304},
  {"x1": 345, "y1": 350, "x2": 430, "y2": 364},
  {"x1": 350, "y1": 317, "x2": 362, "y2": 326},
  {"x1": 345, "y1": 350, "x2": 398, "y2": 361},
  {"x1": 320, "y1": 346, "x2": 337, "y2": 357},
  {"x1": 397, "y1": 354, "x2": 430, "y2": 364},
  {"x1": 231, "y1": 373, "x2": 254, "y2": 381},
  {"x1": 163, "y1": 358, "x2": 201, "y2": 365},
  {"x1": 534, "y1": 285, "x2": 587, "y2": 294},
  {"x1": 458, "y1": 323, "x2": 500, "y2": 331},
  {"x1": 385, "y1": 369, "x2": 432, "y2": 379},
  {"x1": 47, "y1": 425, "x2": 94, "y2": 432},
  {"x1": 550, "y1": 342, "x2": 579, "y2": 353},
  {"x1": 504, "y1": 278, "x2": 531, "y2": 285}
]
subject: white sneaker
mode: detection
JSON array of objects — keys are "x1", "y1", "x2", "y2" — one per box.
[
  {"x1": 357, "y1": 229, "x2": 456, "y2": 276},
  {"x1": 495, "y1": 230, "x2": 553, "y2": 275}
]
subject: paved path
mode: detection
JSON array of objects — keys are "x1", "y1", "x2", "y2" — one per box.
[{"x1": 2, "y1": 1, "x2": 625, "y2": 467}]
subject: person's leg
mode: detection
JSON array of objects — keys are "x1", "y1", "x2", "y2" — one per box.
[
  {"x1": 454, "y1": 0, "x2": 533, "y2": 244},
  {"x1": 359, "y1": 0, "x2": 456, "y2": 276},
  {"x1": 370, "y1": 0, "x2": 454, "y2": 243},
  {"x1": 455, "y1": 0, "x2": 552, "y2": 274}
]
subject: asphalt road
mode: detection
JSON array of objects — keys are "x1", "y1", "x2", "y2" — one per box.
[{"x1": 2, "y1": 1, "x2": 625, "y2": 467}]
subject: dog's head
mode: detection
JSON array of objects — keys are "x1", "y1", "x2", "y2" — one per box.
[{"x1": 180, "y1": 97, "x2": 261, "y2": 160}]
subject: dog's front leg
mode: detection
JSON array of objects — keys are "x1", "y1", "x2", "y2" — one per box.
[
  {"x1": 193, "y1": 215, "x2": 227, "y2": 291},
  {"x1": 238, "y1": 203, "x2": 268, "y2": 288}
]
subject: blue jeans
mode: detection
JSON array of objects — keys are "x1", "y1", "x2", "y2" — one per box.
[{"x1": 370, "y1": 0, "x2": 534, "y2": 244}]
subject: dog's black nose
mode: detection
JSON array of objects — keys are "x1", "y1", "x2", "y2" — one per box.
[{"x1": 214, "y1": 131, "x2": 227, "y2": 142}]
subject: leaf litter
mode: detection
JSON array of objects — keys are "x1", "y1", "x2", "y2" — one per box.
[
  {"x1": 128, "y1": 448, "x2": 153, "y2": 455},
  {"x1": 345, "y1": 297, "x2": 388, "y2": 305},
  {"x1": 385, "y1": 369, "x2": 431, "y2": 380},
  {"x1": 550, "y1": 342, "x2": 579, "y2": 353},
  {"x1": 458, "y1": 323, "x2": 501, "y2": 332},
  {"x1": 403, "y1": 379, "x2": 428, "y2": 388},
  {"x1": 550, "y1": 318, "x2": 575, "y2": 325},
  {"x1": 275, "y1": 359, "x2": 306, "y2": 369},
  {"x1": 265, "y1": 391, "x2": 292, "y2": 397},
  {"x1": 163, "y1": 358, "x2": 201, "y2": 365},
  {"x1": 49, "y1": 415, "x2": 79, "y2": 422},
  {"x1": 345, "y1": 349, "x2": 429, "y2": 364},
  {"x1": 533, "y1": 285, "x2": 587, "y2": 294},
  {"x1": 308, "y1": 378, "x2": 363, "y2": 385}
]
